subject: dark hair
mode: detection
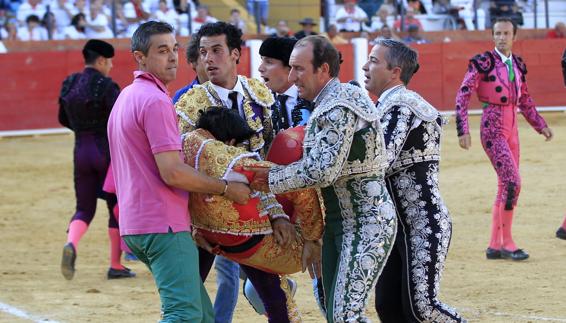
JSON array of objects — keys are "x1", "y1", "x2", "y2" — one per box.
[
  {"x1": 25, "y1": 14, "x2": 40, "y2": 24},
  {"x1": 196, "y1": 107, "x2": 255, "y2": 144},
  {"x1": 186, "y1": 35, "x2": 200, "y2": 64},
  {"x1": 373, "y1": 39, "x2": 419, "y2": 85},
  {"x1": 230, "y1": 8, "x2": 240, "y2": 15},
  {"x1": 196, "y1": 21, "x2": 243, "y2": 63},
  {"x1": 131, "y1": 21, "x2": 174, "y2": 55},
  {"x1": 83, "y1": 49, "x2": 101, "y2": 64},
  {"x1": 492, "y1": 17, "x2": 518, "y2": 36},
  {"x1": 71, "y1": 13, "x2": 85, "y2": 29},
  {"x1": 295, "y1": 35, "x2": 341, "y2": 77}
]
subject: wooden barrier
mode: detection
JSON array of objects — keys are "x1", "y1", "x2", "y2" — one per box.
[{"x1": 0, "y1": 38, "x2": 564, "y2": 131}]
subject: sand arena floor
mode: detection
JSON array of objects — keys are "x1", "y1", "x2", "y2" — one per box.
[{"x1": 0, "y1": 113, "x2": 565, "y2": 323}]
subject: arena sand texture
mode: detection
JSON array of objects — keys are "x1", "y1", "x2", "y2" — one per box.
[{"x1": 0, "y1": 114, "x2": 565, "y2": 323}]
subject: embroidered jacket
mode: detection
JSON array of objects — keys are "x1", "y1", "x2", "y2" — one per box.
[
  {"x1": 267, "y1": 78, "x2": 389, "y2": 193},
  {"x1": 455, "y1": 50, "x2": 547, "y2": 136},
  {"x1": 378, "y1": 86, "x2": 444, "y2": 175},
  {"x1": 175, "y1": 76, "x2": 275, "y2": 154}
]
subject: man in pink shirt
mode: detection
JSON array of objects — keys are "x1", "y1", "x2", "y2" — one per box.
[{"x1": 107, "y1": 21, "x2": 250, "y2": 322}]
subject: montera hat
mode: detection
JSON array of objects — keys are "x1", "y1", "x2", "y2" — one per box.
[
  {"x1": 82, "y1": 39, "x2": 115, "y2": 59},
  {"x1": 298, "y1": 18, "x2": 317, "y2": 26},
  {"x1": 259, "y1": 37, "x2": 298, "y2": 67}
]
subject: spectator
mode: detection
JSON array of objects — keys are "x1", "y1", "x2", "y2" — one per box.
[
  {"x1": 173, "y1": 0, "x2": 197, "y2": 15},
  {"x1": 490, "y1": 0, "x2": 522, "y2": 26},
  {"x1": 49, "y1": 0, "x2": 74, "y2": 35},
  {"x1": 17, "y1": 0, "x2": 46, "y2": 25},
  {"x1": 270, "y1": 19, "x2": 291, "y2": 37},
  {"x1": 381, "y1": 0, "x2": 398, "y2": 15},
  {"x1": 228, "y1": 8, "x2": 246, "y2": 33},
  {"x1": 294, "y1": 17, "x2": 317, "y2": 39},
  {"x1": 407, "y1": 0, "x2": 427, "y2": 14},
  {"x1": 42, "y1": 11, "x2": 63, "y2": 39},
  {"x1": 335, "y1": 0, "x2": 368, "y2": 32},
  {"x1": 1, "y1": 18, "x2": 18, "y2": 40},
  {"x1": 369, "y1": 6, "x2": 390, "y2": 32},
  {"x1": 393, "y1": 7, "x2": 423, "y2": 32},
  {"x1": 70, "y1": 0, "x2": 90, "y2": 17},
  {"x1": 123, "y1": 0, "x2": 150, "y2": 37},
  {"x1": 154, "y1": 0, "x2": 179, "y2": 31},
  {"x1": 180, "y1": 4, "x2": 216, "y2": 35},
  {"x1": 371, "y1": 24, "x2": 400, "y2": 44},
  {"x1": 63, "y1": 12, "x2": 86, "y2": 39},
  {"x1": 402, "y1": 24, "x2": 429, "y2": 44},
  {"x1": 547, "y1": 22, "x2": 566, "y2": 39},
  {"x1": 322, "y1": 23, "x2": 348, "y2": 45},
  {"x1": 17, "y1": 14, "x2": 48, "y2": 40},
  {"x1": 247, "y1": 0, "x2": 268, "y2": 30},
  {"x1": 86, "y1": 0, "x2": 113, "y2": 38},
  {"x1": 451, "y1": 0, "x2": 484, "y2": 30}
]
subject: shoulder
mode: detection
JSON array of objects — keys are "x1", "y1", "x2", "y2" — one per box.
[
  {"x1": 316, "y1": 82, "x2": 379, "y2": 122},
  {"x1": 513, "y1": 54, "x2": 528, "y2": 74},
  {"x1": 240, "y1": 76, "x2": 275, "y2": 107},
  {"x1": 469, "y1": 51, "x2": 496, "y2": 74},
  {"x1": 175, "y1": 84, "x2": 213, "y2": 127},
  {"x1": 380, "y1": 87, "x2": 439, "y2": 122}
]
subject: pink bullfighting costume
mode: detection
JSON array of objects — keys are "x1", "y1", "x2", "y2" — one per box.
[{"x1": 455, "y1": 49, "x2": 549, "y2": 259}]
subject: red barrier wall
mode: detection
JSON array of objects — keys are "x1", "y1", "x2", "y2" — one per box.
[{"x1": 0, "y1": 40, "x2": 564, "y2": 131}]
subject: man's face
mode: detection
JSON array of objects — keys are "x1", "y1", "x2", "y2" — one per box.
[
  {"x1": 199, "y1": 34, "x2": 239, "y2": 88},
  {"x1": 288, "y1": 43, "x2": 326, "y2": 101},
  {"x1": 277, "y1": 21, "x2": 288, "y2": 34},
  {"x1": 362, "y1": 45, "x2": 395, "y2": 97},
  {"x1": 137, "y1": 33, "x2": 179, "y2": 85},
  {"x1": 493, "y1": 21, "x2": 515, "y2": 54},
  {"x1": 258, "y1": 56, "x2": 291, "y2": 94}
]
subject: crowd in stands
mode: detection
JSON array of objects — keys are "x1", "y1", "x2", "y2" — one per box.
[{"x1": 0, "y1": 0, "x2": 563, "y2": 44}]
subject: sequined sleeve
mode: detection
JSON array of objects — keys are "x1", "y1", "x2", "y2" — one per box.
[
  {"x1": 279, "y1": 189, "x2": 324, "y2": 241},
  {"x1": 380, "y1": 106, "x2": 417, "y2": 168},
  {"x1": 268, "y1": 106, "x2": 358, "y2": 194},
  {"x1": 517, "y1": 76, "x2": 547, "y2": 133},
  {"x1": 455, "y1": 62, "x2": 480, "y2": 137},
  {"x1": 258, "y1": 192, "x2": 289, "y2": 221}
]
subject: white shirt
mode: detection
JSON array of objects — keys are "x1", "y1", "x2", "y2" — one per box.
[
  {"x1": 17, "y1": 2, "x2": 47, "y2": 25},
  {"x1": 494, "y1": 47, "x2": 513, "y2": 72},
  {"x1": 335, "y1": 6, "x2": 368, "y2": 32},
  {"x1": 49, "y1": 1, "x2": 75, "y2": 33},
  {"x1": 211, "y1": 77, "x2": 247, "y2": 117},
  {"x1": 279, "y1": 84, "x2": 299, "y2": 125},
  {"x1": 86, "y1": 12, "x2": 113, "y2": 38},
  {"x1": 17, "y1": 26, "x2": 48, "y2": 41},
  {"x1": 63, "y1": 25, "x2": 86, "y2": 39},
  {"x1": 154, "y1": 9, "x2": 179, "y2": 31}
]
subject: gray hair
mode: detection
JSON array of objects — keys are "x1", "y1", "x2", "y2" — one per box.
[
  {"x1": 131, "y1": 21, "x2": 174, "y2": 55},
  {"x1": 373, "y1": 39, "x2": 419, "y2": 85}
]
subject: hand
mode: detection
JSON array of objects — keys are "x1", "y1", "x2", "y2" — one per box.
[
  {"x1": 192, "y1": 229, "x2": 213, "y2": 253},
  {"x1": 244, "y1": 166, "x2": 271, "y2": 192},
  {"x1": 458, "y1": 133, "x2": 471, "y2": 150},
  {"x1": 541, "y1": 127, "x2": 553, "y2": 141},
  {"x1": 224, "y1": 181, "x2": 251, "y2": 205},
  {"x1": 271, "y1": 218, "x2": 296, "y2": 247},
  {"x1": 302, "y1": 240, "x2": 322, "y2": 279}
]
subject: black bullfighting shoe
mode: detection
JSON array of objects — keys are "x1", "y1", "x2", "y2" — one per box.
[
  {"x1": 107, "y1": 267, "x2": 136, "y2": 279},
  {"x1": 485, "y1": 247, "x2": 501, "y2": 259},
  {"x1": 556, "y1": 227, "x2": 566, "y2": 240},
  {"x1": 61, "y1": 242, "x2": 77, "y2": 280},
  {"x1": 500, "y1": 248, "x2": 529, "y2": 261}
]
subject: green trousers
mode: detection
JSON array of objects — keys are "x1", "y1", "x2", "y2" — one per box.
[
  {"x1": 321, "y1": 179, "x2": 397, "y2": 323},
  {"x1": 124, "y1": 231, "x2": 214, "y2": 323}
]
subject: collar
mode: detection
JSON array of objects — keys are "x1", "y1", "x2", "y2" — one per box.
[
  {"x1": 134, "y1": 71, "x2": 169, "y2": 95},
  {"x1": 281, "y1": 84, "x2": 298, "y2": 99},
  {"x1": 313, "y1": 78, "x2": 337, "y2": 104},
  {"x1": 211, "y1": 76, "x2": 245, "y2": 102},
  {"x1": 494, "y1": 47, "x2": 512, "y2": 62},
  {"x1": 378, "y1": 84, "x2": 404, "y2": 104}
]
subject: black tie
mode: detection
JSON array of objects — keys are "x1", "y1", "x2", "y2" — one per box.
[
  {"x1": 277, "y1": 94, "x2": 290, "y2": 129},
  {"x1": 228, "y1": 91, "x2": 239, "y2": 111}
]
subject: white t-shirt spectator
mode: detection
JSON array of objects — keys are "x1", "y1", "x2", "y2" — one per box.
[
  {"x1": 63, "y1": 25, "x2": 86, "y2": 39},
  {"x1": 86, "y1": 12, "x2": 113, "y2": 38},
  {"x1": 17, "y1": 25, "x2": 48, "y2": 40},
  {"x1": 335, "y1": 5, "x2": 368, "y2": 32},
  {"x1": 48, "y1": 0, "x2": 75, "y2": 33},
  {"x1": 178, "y1": 14, "x2": 216, "y2": 36},
  {"x1": 123, "y1": 1, "x2": 151, "y2": 37},
  {"x1": 154, "y1": 8, "x2": 179, "y2": 30},
  {"x1": 17, "y1": 2, "x2": 47, "y2": 25}
]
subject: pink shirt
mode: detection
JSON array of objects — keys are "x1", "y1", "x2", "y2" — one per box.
[{"x1": 108, "y1": 71, "x2": 189, "y2": 236}]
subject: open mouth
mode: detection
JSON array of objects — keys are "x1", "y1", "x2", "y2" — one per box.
[
  {"x1": 262, "y1": 76, "x2": 270, "y2": 83},
  {"x1": 207, "y1": 67, "x2": 219, "y2": 72}
]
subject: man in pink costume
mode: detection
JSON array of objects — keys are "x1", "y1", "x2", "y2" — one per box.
[{"x1": 455, "y1": 17, "x2": 554, "y2": 261}]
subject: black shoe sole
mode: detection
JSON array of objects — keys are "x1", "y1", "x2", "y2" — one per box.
[
  {"x1": 61, "y1": 243, "x2": 76, "y2": 280},
  {"x1": 556, "y1": 228, "x2": 566, "y2": 240}
]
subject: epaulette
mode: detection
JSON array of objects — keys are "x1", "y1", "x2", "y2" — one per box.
[
  {"x1": 175, "y1": 85, "x2": 213, "y2": 130},
  {"x1": 240, "y1": 77, "x2": 275, "y2": 107}
]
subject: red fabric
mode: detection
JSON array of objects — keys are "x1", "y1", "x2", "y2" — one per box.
[
  {"x1": 488, "y1": 203, "x2": 502, "y2": 249},
  {"x1": 546, "y1": 30, "x2": 565, "y2": 39}
]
